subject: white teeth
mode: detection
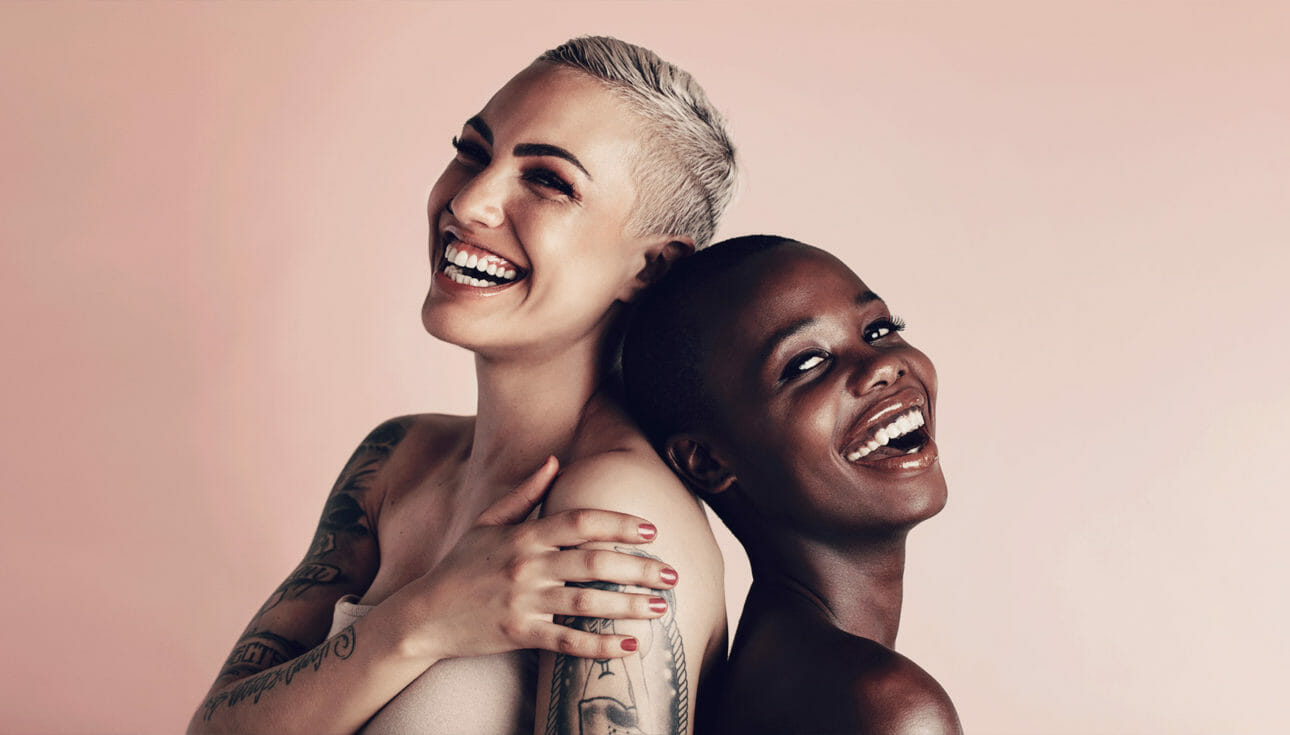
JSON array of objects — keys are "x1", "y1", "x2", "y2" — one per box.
[
  {"x1": 453, "y1": 249, "x2": 469, "y2": 267},
  {"x1": 504, "y1": 268, "x2": 516, "y2": 279},
  {"x1": 487, "y1": 263, "x2": 498, "y2": 276},
  {"x1": 466, "y1": 254, "x2": 478, "y2": 269},
  {"x1": 845, "y1": 407, "x2": 927, "y2": 462}
]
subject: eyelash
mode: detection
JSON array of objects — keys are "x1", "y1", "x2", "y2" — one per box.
[
  {"x1": 863, "y1": 316, "x2": 907, "y2": 343},
  {"x1": 777, "y1": 316, "x2": 909, "y2": 382},
  {"x1": 449, "y1": 137, "x2": 576, "y2": 199}
]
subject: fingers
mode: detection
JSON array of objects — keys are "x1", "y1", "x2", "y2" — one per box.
[
  {"x1": 528, "y1": 507, "x2": 659, "y2": 548},
  {"x1": 546, "y1": 585, "x2": 669, "y2": 620},
  {"x1": 545, "y1": 548, "x2": 678, "y2": 590},
  {"x1": 476, "y1": 456, "x2": 559, "y2": 526},
  {"x1": 527, "y1": 621, "x2": 642, "y2": 659}
]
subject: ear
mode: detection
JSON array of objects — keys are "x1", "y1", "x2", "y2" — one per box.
[
  {"x1": 618, "y1": 236, "x2": 696, "y2": 302},
  {"x1": 663, "y1": 435, "x2": 736, "y2": 497}
]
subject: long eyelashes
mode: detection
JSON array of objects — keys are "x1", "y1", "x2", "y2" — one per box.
[
  {"x1": 450, "y1": 136, "x2": 489, "y2": 165},
  {"x1": 449, "y1": 137, "x2": 576, "y2": 199},
  {"x1": 863, "y1": 316, "x2": 907, "y2": 343}
]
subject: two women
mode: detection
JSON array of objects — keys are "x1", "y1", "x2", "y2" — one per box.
[{"x1": 191, "y1": 36, "x2": 735, "y2": 735}]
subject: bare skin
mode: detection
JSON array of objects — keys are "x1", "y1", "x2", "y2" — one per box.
[
  {"x1": 632, "y1": 240, "x2": 961, "y2": 734},
  {"x1": 190, "y1": 60, "x2": 728, "y2": 735}
]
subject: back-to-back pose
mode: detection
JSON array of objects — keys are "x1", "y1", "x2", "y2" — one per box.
[
  {"x1": 623, "y1": 236, "x2": 963, "y2": 734},
  {"x1": 189, "y1": 36, "x2": 735, "y2": 735}
]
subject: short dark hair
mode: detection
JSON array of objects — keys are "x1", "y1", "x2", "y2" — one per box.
[{"x1": 622, "y1": 235, "x2": 796, "y2": 448}]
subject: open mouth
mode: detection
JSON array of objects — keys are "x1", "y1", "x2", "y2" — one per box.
[
  {"x1": 844, "y1": 406, "x2": 930, "y2": 463},
  {"x1": 438, "y1": 233, "x2": 527, "y2": 288}
]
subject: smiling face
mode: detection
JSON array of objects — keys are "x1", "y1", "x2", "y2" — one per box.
[
  {"x1": 692, "y1": 243, "x2": 946, "y2": 540},
  {"x1": 422, "y1": 63, "x2": 680, "y2": 360}
]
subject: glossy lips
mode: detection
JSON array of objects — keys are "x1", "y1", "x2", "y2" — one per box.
[
  {"x1": 840, "y1": 393, "x2": 938, "y2": 473},
  {"x1": 845, "y1": 407, "x2": 926, "y2": 461}
]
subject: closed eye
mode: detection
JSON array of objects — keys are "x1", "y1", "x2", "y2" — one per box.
[
  {"x1": 451, "y1": 136, "x2": 489, "y2": 168},
  {"x1": 522, "y1": 168, "x2": 576, "y2": 198},
  {"x1": 780, "y1": 350, "x2": 832, "y2": 382}
]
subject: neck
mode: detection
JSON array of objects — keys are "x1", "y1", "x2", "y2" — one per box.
[
  {"x1": 463, "y1": 334, "x2": 603, "y2": 496},
  {"x1": 747, "y1": 528, "x2": 909, "y2": 648}
]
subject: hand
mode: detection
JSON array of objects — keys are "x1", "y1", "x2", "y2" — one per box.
[{"x1": 409, "y1": 457, "x2": 677, "y2": 661}]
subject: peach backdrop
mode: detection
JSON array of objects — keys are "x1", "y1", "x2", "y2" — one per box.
[{"x1": 3, "y1": 2, "x2": 1287, "y2": 733}]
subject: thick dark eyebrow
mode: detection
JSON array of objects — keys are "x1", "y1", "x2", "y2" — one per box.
[
  {"x1": 465, "y1": 116, "x2": 493, "y2": 145},
  {"x1": 513, "y1": 143, "x2": 591, "y2": 179},
  {"x1": 757, "y1": 290, "x2": 886, "y2": 366}
]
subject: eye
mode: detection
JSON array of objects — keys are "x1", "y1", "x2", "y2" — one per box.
[
  {"x1": 863, "y1": 316, "x2": 907, "y2": 343},
  {"x1": 450, "y1": 136, "x2": 489, "y2": 168},
  {"x1": 779, "y1": 350, "x2": 832, "y2": 382},
  {"x1": 522, "y1": 168, "x2": 576, "y2": 198}
]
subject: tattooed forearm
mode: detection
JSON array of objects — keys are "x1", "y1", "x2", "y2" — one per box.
[
  {"x1": 202, "y1": 625, "x2": 356, "y2": 721},
  {"x1": 217, "y1": 630, "x2": 308, "y2": 680},
  {"x1": 545, "y1": 548, "x2": 687, "y2": 735}
]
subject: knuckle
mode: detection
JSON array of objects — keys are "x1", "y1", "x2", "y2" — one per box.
[
  {"x1": 568, "y1": 509, "x2": 595, "y2": 535},
  {"x1": 583, "y1": 551, "x2": 605, "y2": 577},
  {"x1": 556, "y1": 631, "x2": 581, "y2": 655},
  {"x1": 505, "y1": 556, "x2": 531, "y2": 581},
  {"x1": 571, "y1": 589, "x2": 594, "y2": 614}
]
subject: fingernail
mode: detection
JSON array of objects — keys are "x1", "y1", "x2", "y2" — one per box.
[
  {"x1": 621, "y1": 638, "x2": 638, "y2": 652},
  {"x1": 660, "y1": 567, "x2": 678, "y2": 585},
  {"x1": 638, "y1": 523, "x2": 657, "y2": 540},
  {"x1": 649, "y1": 597, "x2": 667, "y2": 613}
]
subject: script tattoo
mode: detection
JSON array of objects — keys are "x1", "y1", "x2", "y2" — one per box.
[
  {"x1": 201, "y1": 625, "x2": 356, "y2": 721},
  {"x1": 545, "y1": 548, "x2": 688, "y2": 735}
]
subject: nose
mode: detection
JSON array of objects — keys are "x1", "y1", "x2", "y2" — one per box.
[
  {"x1": 847, "y1": 349, "x2": 908, "y2": 396},
  {"x1": 446, "y1": 168, "x2": 505, "y2": 229}
]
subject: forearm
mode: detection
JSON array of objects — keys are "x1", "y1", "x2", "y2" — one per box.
[{"x1": 189, "y1": 599, "x2": 441, "y2": 735}]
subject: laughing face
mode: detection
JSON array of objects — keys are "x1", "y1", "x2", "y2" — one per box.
[
  {"x1": 422, "y1": 62, "x2": 677, "y2": 361},
  {"x1": 695, "y1": 243, "x2": 947, "y2": 538}
]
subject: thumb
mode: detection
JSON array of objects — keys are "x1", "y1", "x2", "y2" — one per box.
[{"x1": 476, "y1": 456, "x2": 560, "y2": 526}]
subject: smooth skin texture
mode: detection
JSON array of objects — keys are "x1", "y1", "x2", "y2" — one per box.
[
  {"x1": 190, "y1": 62, "x2": 724, "y2": 735},
  {"x1": 648, "y1": 241, "x2": 961, "y2": 734}
]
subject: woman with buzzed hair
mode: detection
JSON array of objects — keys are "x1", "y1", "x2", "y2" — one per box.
[{"x1": 190, "y1": 36, "x2": 735, "y2": 735}]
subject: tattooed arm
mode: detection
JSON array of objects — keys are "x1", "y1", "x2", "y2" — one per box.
[
  {"x1": 189, "y1": 418, "x2": 429, "y2": 735},
  {"x1": 534, "y1": 451, "x2": 727, "y2": 735},
  {"x1": 191, "y1": 418, "x2": 683, "y2": 735}
]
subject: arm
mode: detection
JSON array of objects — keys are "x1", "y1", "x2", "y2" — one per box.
[
  {"x1": 534, "y1": 453, "x2": 726, "y2": 735},
  {"x1": 191, "y1": 419, "x2": 681, "y2": 735}
]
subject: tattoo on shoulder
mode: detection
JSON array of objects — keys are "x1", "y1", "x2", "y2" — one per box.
[
  {"x1": 545, "y1": 548, "x2": 688, "y2": 735},
  {"x1": 203, "y1": 625, "x2": 356, "y2": 721},
  {"x1": 256, "y1": 419, "x2": 410, "y2": 616}
]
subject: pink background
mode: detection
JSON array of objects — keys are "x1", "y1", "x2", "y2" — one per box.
[{"x1": 3, "y1": 2, "x2": 1288, "y2": 733}]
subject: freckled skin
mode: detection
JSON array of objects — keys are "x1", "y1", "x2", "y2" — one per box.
[{"x1": 665, "y1": 242, "x2": 961, "y2": 734}]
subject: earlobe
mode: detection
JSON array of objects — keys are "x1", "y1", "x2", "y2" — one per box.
[
  {"x1": 620, "y1": 237, "x2": 696, "y2": 302},
  {"x1": 664, "y1": 436, "x2": 736, "y2": 497}
]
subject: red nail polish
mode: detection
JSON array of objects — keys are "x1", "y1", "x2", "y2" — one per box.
[
  {"x1": 621, "y1": 638, "x2": 638, "y2": 652},
  {"x1": 660, "y1": 567, "x2": 678, "y2": 585},
  {"x1": 638, "y1": 523, "x2": 657, "y2": 540},
  {"x1": 649, "y1": 597, "x2": 667, "y2": 613}
]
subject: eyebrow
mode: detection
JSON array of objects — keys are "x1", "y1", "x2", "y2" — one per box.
[
  {"x1": 514, "y1": 143, "x2": 591, "y2": 179},
  {"x1": 757, "y1": 289, "x2": 885, "y2": 365},
  {"x1": 465, "y1": 116, "x2": 493, "y2": 145}
]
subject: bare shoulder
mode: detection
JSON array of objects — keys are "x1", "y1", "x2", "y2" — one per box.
[
  {"x1": 724, "y1": 620, "x2": 960, "y2": 734},
  {"x1": 844, "y1": 639, "x2": 962, "y2": 735},
  {"x1": 549, "y1": 405, "x2": 715, "y2": 556}
]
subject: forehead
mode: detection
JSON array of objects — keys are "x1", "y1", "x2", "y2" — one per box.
[
  {"x1": 709, "y1": 245, "x2": 867, "y2": 341},
  {"x1": 478, "y1": 64, "x2": 644, "y2": 169}
]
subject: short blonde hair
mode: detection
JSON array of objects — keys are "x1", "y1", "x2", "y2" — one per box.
[{"x1": 538, "y1": 36, "x2": 737, "y2": 248}]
